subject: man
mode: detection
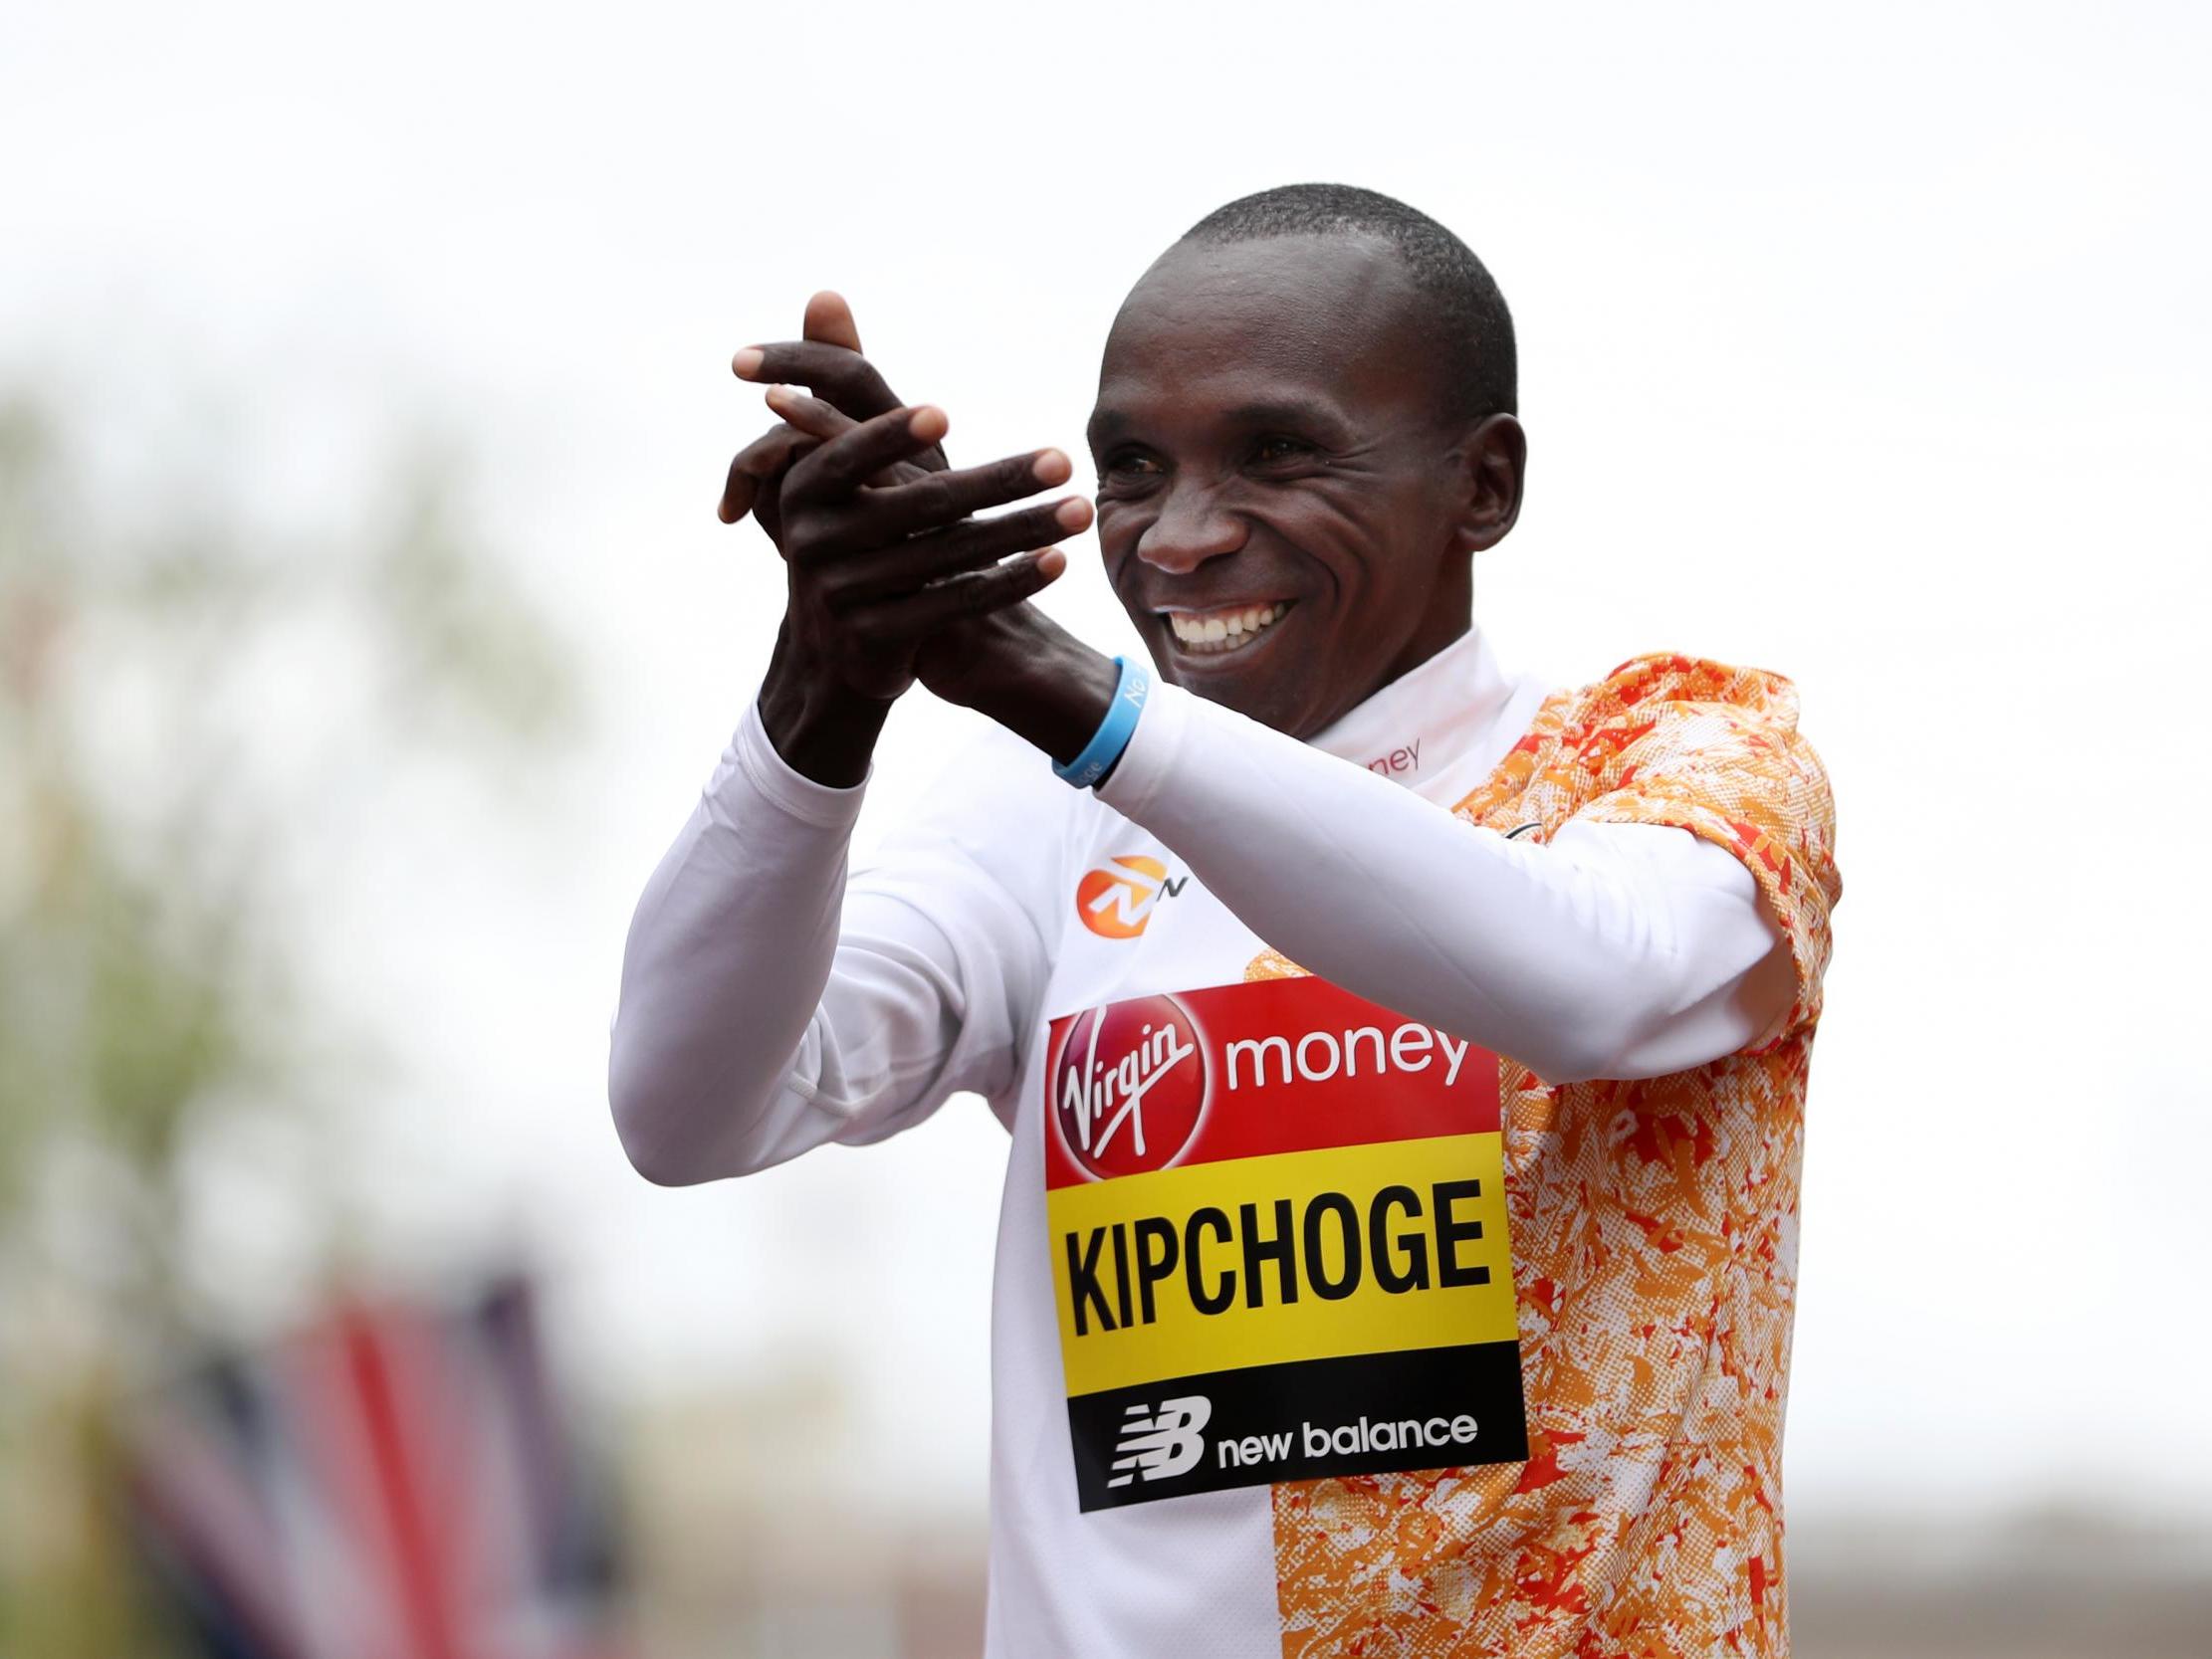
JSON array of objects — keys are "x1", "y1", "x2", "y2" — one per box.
[{"x1": 612, "y1": 184, "x2": 1839, "y2": 1656}]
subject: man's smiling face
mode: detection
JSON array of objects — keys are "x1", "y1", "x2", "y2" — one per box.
[{"x1": 1087, "y1": 233, "x2": 1521, "y2": 739}]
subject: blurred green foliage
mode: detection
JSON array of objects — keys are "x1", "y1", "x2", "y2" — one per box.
[{"x1": 0, "y1": 391, "x2": 578, "y2": 1656}]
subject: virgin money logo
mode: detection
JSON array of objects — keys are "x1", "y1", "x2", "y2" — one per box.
[
  {"x1": 1075, "y1": 856, "x2": 1188, "y2": 939},
  {"x1": 1051, "y1": 995, "x2": 1210, "y2": 1179}
]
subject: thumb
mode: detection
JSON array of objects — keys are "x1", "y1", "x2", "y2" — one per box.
[{"x1": 803, "y1": 290, "x2": 863, "y2": 352}]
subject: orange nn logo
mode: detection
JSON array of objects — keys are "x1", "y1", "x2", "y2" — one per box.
[{"x1": 1075, "y1": 855, "x2": 1187, "y2": 939}]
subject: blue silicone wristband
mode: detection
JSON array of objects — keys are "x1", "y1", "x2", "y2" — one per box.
[{"x1": 1053, "y1": 656, "x2": 1151, "y2": 788}]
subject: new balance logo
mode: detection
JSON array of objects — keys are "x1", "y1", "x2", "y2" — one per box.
[{"x1": 1106, "y1": 1395, "x2": 1212, "y2": 1488}]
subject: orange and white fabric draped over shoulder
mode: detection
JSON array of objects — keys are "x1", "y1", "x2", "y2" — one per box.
[{"x1": 1255, "y1": 654, "x2": 1842, "y2": 1659}]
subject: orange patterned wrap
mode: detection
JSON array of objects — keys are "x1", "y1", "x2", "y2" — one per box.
[{"x1": 1256, "y1": 654, "x2": 1841, "y2": 1657}]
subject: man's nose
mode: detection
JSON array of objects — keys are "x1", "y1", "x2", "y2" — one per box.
[{"x1": 1136, "y1": 482, "x2": 1245, "y2": 575}]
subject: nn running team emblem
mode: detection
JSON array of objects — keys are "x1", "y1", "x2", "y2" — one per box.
[
  {"x1": 1044, "y1": 977, "x2": 1528, "y2": 1512},
  {"x1": 1074, "y1": 856, "x2": 1186, "y2": 939}
]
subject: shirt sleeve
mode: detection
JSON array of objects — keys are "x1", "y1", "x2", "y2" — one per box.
[
  {"x1": 1094, "y1": 682, "x2": 1798, "y2": 1085},
  {"x1": 607, "y1": 699, "x2": 1052, "y2": 1185},
  {"x1": 1562, "y1": 681, "x2": 1842, "y2": 1049}
]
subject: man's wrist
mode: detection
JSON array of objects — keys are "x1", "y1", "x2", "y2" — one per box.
[
  {"x1": 757, "y1": 633, "x2": 893, "y2": 789},
  {"x1": 1052, "y1": 657, "x2": 1150, "y2": 788},
  {"x1": 957, "y1": 623, "x2": 1120, "y2": 766}
]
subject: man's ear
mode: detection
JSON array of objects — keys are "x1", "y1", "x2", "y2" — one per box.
[{"x1": 1450, "y1": 413, "x2": 1527, "y2": 555}]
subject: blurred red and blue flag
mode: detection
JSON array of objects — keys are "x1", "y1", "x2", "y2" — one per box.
[{"x1": 127, "y1": 1276, "x2": 628, "y2": 1659}]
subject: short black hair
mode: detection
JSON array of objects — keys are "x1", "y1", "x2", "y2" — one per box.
[{"x1": 1181, "y1": 183, "x2": 1516, "y2": 423}]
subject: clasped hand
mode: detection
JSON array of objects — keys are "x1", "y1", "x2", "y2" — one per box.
[{"x1": 722, "y1": 294, "x2": 1107, "y2": 786}]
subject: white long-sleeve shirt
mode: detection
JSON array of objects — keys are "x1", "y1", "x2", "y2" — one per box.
[{"x1": 607, "y1": 625, "x2": 1793, "y2": 1656}]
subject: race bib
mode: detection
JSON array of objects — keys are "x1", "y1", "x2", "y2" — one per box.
[{"x1": 1045, "y1": 977, "x2": 1527, "y2": 1511}]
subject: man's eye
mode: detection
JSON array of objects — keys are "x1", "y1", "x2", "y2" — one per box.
[
  {"x1": 1252, "y1": 436, "x2": 1313, "y2": 465},
  {"x1": 1104, "y1": 452, "x2": 1163, "y2": 479}
]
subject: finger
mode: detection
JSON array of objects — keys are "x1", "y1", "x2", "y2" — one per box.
[
  {"x1": 719, "y1": 424, "x2": 815, "y2": 523},
  {"x1": 733, "y1": 339, "x2": 901, "y2": 421},
  {"x1": 829, "y1": 498, "x2": 1092, "y2": 606},
  {"x1": 846, "y1": 549, "x2": 1064, "y2": 642},
  {"x1": 761, "y1": 391, "x2": 958, "y2": 506},
  {"x1": 767, "y1": 387, "x2": 861, "y2": 444},
  {"x1": 803, "y1": 291, "x2": 863, "y2": 352},
  {"x1": 781, "y1": 401, "x2": 951, "y2": 504},
  {"x1": 768, "y1": 388, "x2": 953, "y2": 494},
  {"x1": 851, "y1": 445, "x2": 1079, "y2": 540}
]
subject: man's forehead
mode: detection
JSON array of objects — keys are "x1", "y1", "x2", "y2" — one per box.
[
  {"x1": 1095, "y1": 234, "x2": 1432, "y2": 420},
  {"x1": 1086, "y1": 373, "x2": 1361, "y2": 447},
  {"x1": 1101, "y1": 236, "x2": 1441, "y2": 422},
  {"x1": 1107, "y1": 237, "x2": 1417, "y2": 355}
]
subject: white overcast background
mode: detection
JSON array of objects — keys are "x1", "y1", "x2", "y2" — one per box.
[{"x1": 5, "y1": 1, "x2": 2207, "y2": 1532}]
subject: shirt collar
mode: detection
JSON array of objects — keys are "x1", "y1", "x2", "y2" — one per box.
[{"x1": 1305, "y1": 625, "x2": 1517, "y2": 790}]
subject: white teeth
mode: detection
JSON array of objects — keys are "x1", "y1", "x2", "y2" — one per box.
[{"x1": 1164, "y1": 602, "x2": 1291, "y2": 654}]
